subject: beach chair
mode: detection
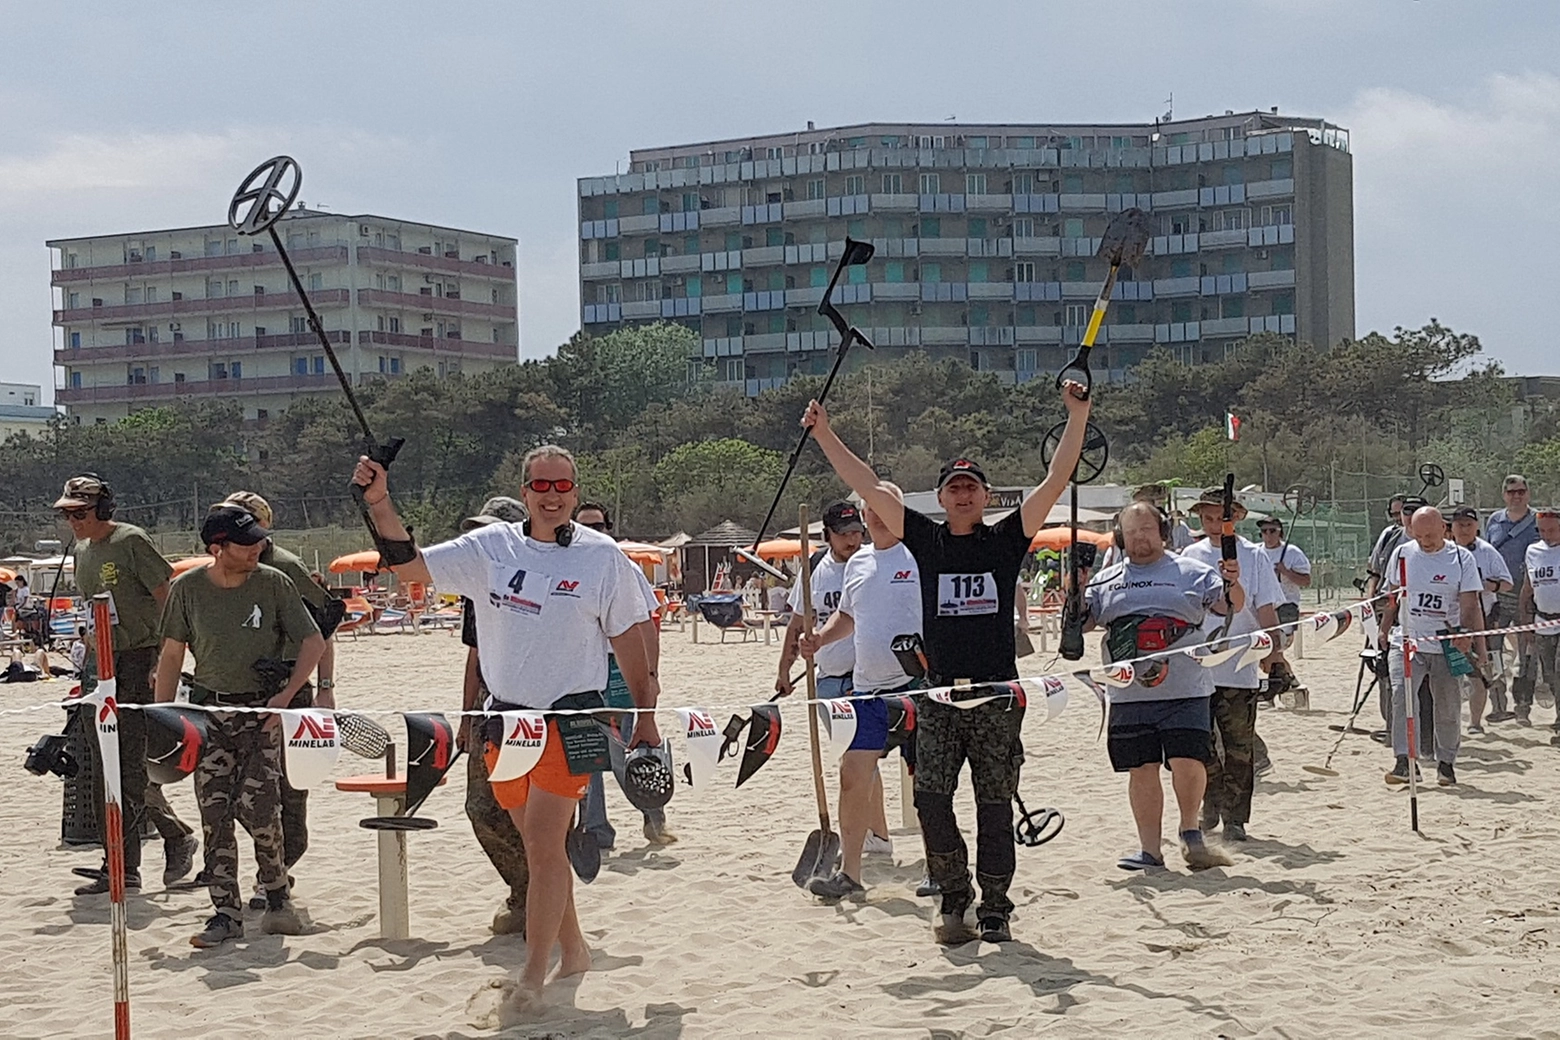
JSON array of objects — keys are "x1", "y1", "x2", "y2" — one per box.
[
  {"x1": 693, "y1": 593, "x2": 753, "y2": 643},
  {"x1": 335, "y1": 596, "x2": 375, "y2": 640}
]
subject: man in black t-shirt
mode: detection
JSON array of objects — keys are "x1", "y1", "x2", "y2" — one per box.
[{"x1": 803, "y1": 380, "x2": 1091, "y2": 945}]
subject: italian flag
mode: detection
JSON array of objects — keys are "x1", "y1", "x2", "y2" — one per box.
[{"x1": 1225, "y1": 412, "x2": 1241, "y2": 442}]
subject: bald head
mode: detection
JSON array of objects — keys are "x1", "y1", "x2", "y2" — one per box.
[{"x1": 1408, "y1": 506, "x2": 1446, "y2": 552}]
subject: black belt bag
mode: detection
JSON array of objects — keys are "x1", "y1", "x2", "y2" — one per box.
[
  {"x1": 486, "y1": 690, "x2": 610, "y2": 775},
  {"x1": 189, "y1": 684, "x2": 271, "y2": 708}
]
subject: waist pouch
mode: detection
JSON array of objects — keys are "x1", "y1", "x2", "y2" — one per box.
[
  {"x1": 486, "y1": 689, "x2": 610, "y2": 775},
  {"x1": 1106, "y1": 615, "x2": 1194, "y2": 688},
  {"x1": 890, "y1": 633, "x2": 928, "y2": 679}
]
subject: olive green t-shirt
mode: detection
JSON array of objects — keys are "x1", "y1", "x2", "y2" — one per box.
[
  {"x1": 160, "y1": 563, "x2": 320, "y2": 695},
  {"x1": 261, "y1": 543, "x2": 328, "y2": 657},
  {"x1": 73, "y1": 523, "x2": 175, "y2": 652}
]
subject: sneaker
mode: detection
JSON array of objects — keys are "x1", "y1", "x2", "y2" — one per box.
[
  {"x1": 260, "y1": 890, "x2": 304, "y2": 936},
  {"x1": 862, "y1": 832, "x2": 894, "y2": 857},
  {"x1": 163, "y1": 834, "x2": 198, "y2": 887},
  {"x1": 1487, "y1": 711, "x2": 1516, "y2": 723},
  {"x1": 491, "y1": 905, "x2": 526, "y2": 936},
  {"x1": 914, "y1": 876, "x2": 941, "y2": 898},
  {"x1": 1517, "y1": 712, "x2": 1533, "y2": 728},
  {"x1": 190, "y1": 912, "x2": 243, "y2": 948},
  {"x1": 807, "y1": 871, "x2": 866, "y2": 902},
  {"x1": 978, "y1": 916, "x2": 1012, "y2": 943},
  {"x1": 1384, "y1": 756, "x2": 1421, "y2": 785},
  {"x1": 248, "y1": 874, "x2": 294, "y2": 911},
  {"x1": 1180, "y1": 830, "x2": 1234, "y2": 870},
  {"x1": 1116, "y1": 850, "x2": 1166, "y2": 871},
  {"x1": 1254, "y1": 756, "x2": 1274, "y2": 778},
  {"x1": 1467, "y1": 724, "x2": 1485, "y2": 735},
  {"x1": 1437, "y1": 762, "x2": 1457, "y2": 787},
  {"x1": 1223, "y1": 822, "x2": 1248, "y2": 842},
  {"x1": 74, "y1": 872, "x2": 140, "y2": 896}
]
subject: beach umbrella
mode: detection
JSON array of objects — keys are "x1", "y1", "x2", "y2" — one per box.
[
  {"x1": 1030, "y1": 526, "x2": 1113, "y2": 552},
  {"x1": 329, "y1": 550, "x2": 382, "y2": 574},
  {"x1": 755, "y1": 538, "x2": 804, "y2": 560},
  {"x1": 169, "y1": 556, "x2": 212, "y2": 575}
]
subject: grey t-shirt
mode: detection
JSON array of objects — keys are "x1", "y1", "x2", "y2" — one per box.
[{"x1": 1084, "y1": 552, "x2": 1223, "y2": 703}]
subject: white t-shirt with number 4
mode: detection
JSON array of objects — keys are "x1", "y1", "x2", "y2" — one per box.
[
  {"x1": 788, "y1": 552, "x2": 855, "y2": 679},
  {"x1": 423, "y1": 522, "x2": 653, "y2": 709},
  {"x1": 1525, "y1": 540, "x2": 1560, "y2": 617},
  {"x1": 1383, "y1": 540, "x2": 1481, "y2": 654}
]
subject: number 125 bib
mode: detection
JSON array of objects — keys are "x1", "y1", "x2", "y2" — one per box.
[{"x1": 938, "y1": 572, "x2": 999, "y2": 616}]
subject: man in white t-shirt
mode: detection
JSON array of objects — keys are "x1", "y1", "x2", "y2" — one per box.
[
  {"x1": 1378, "y1": 507, "x2": 1485, "y2": 787},
  {"x1": 1519, "y1": 510, "x2": 1560, "y2": 743},
  {"x1": 1450, "y1": 505, "x2": 1512, "y2": 732},
  {"x1": 1182, "y1": 489, "x2": 1283, "y2": 841},
  {"x1": 1256, "y1": 516, "x2": 1311, "y2": 691},
  {"x1": 800, "y1": 484, "x2": 922, "y2": 901},
  {"x1": 776, "y1": 502, "x2": 864, "y2": 702},
  {"x1": 1081, "y1": 502, "x2": 1239, "y2": 872},
  {"x1": 352, "y1": 444, "x2": 657, "y2": 1011}
]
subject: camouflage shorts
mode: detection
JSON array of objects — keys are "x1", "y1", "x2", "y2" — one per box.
[{"x1": 913, "y1": 698, "x2": 1025, "y2": 801}]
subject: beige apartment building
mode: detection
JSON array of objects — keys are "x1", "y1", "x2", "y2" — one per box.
[
  {"x1": 50, "y1": 210, "x2": 519, "y2": 423},
  {"x1": 577, "y1": 111, "x2": 1353, "y2": 395}
]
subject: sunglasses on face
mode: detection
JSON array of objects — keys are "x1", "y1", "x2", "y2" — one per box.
[
  {"x1": 580, "y1": 520, "x2": 610, "y2": 532},
  {"x1": 59, "y1": 508, "x2": 92, "y2": 521},
  {"x1": 1506, "y1": 487, "x2": 1529, "y2": 494},
  {"x1": 524, "y1": 478, "x2": 576, "y2": 494}
]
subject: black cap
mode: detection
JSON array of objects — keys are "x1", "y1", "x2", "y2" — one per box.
[
  {"x1": 1258, "y1": 516, "x2": 1284, "y2": 529},
  {"x1": 822, "y1": 501, "x2": 865, "y2": 533},
  {"x1": 1450, "y1": 505, "x2": 1479, "y2": 522},
  {"x1": 937, "y1": 458, "x2": 989, "y2": 490},
  {"x1": 200, "y1": 505, "x2": 270, "y2": 548},
  {"x1": 1401, "y1": 495, "x2": 1429, "y2": 513}
]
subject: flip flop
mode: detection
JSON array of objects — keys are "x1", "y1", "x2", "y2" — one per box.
[
  {"x1": 567, "y1": 810, "x2": 602, "y2": 884},
  {"x1": 1116, "y1": 850, "x2": 1165, "y2": 871}
]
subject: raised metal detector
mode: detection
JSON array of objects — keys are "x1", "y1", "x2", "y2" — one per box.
[
  {"x1": 1042, "y1": 419, "x2": 1111, "y2": 660},
  {"x1": 1055, "y1": 208, "x2": 1151, "y2": 398},
  {"x1": 1416, "y1": 463, "x2": 1446, "y2": 502},
  {"x1": 1276, "y1": 483, "x2": 1317, "y2": 566},
  {"x1": 740, "y1": 238, "x2": 876, "y2": 577},
  {"x1": 228, "y1": 156, "x2": 405, "y2": 555}
]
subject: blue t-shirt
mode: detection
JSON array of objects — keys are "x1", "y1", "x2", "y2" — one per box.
[{"x1": 1486, "y1": 508, "x2": 1539, "y2": 587}]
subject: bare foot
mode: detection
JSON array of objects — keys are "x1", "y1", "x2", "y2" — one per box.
[
  {"x1": 496, "y1": 979, "x2": 546, "y2": 1028},
  {"x1": 551, "y1": 944, "x2": 593, "y2": 982}
]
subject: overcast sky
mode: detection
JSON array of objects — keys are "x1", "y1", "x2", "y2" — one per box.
[{"x1": 2, "y1": 1, "x2": 1557, "y2": 401}]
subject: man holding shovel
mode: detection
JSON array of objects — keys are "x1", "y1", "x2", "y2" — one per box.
[{"x1": 801, "y1": 379, "x2": 1091, "y2": 945}]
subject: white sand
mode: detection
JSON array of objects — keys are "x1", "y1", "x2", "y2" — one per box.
[{"x1": 3, "y1": 622, "x2": 1560, "y2": 1039}]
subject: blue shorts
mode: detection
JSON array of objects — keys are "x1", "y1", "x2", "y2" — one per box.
[{"x1": 849, "y1": 697, "x2": 890, "y2": 752}]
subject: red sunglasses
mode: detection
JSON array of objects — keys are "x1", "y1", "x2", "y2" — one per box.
[{"x1": 525, "y1": 478, "x2": 576, "y2": 494}]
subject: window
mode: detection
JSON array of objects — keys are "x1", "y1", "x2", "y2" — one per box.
[
  {"x1": 68, "y1": 291, "x2": 80, "y2": 308},
  {"x1": 885, "y1": 261, "x2": 905, "y2": 283},
  {"x1": 1116, "y1": 304, "x2": 1137, "y2": 324},
  {"x1": 725, "y1": 316, "x2": 742, "y2": 337},
  {"x1": 256, "y1": 409, "x2": 267, "y2": 420},
  {"x1": 125, "y1": 286, "x2": 142, "y2": 304},
  {"x1": 1013, "y1": 173, "x2": 1035, "y2": 195},
  {"x1": 810, "y1": 266, "x2": 828, "y2": 288},
  {"x1": 921, "y1": 262, "x2": 942, "y2": 283},
  {"x1": 724, "y1": 358, "x2": 742, "y2": 381},
  {"x1": 294, "y1": 357, "x2": 308, "y2": 376},
  {"x1": 1264, "y1": 204, "x2": 1292, "y2": 226},
  {"x1": 765, "y1": 227, "x2": 783, "y2": 247},
  {"x1": 968, "y1": 218, "x2": 987, "y2": 238},
  {"x1": 918, "y1": 172, "x2": 940, "y2": 194},
  {"x1": 845, "y1": 174, "x2": 864, "y2": 196},
  {"x1": 1171, "y1": 258, "x2": 1194, "y2": 279},
  {"x1": 965, "y1": 173, "x2": 986, "y2": 195},
  {"x1": 1270, "y1": 247, "x2": 1294, "y2": 270},
  {"x1": 1064, "y1": 303, "x2": 1088, "y2": 325},
  {"x1": 768, "y1": 313, "x2": 785, "y2": 334},
  {"x1": 603, "y1": 200, "x2": 619, "y2": 219},
  {"x1": 767, "y1": 271, "x2": 785, "y2": 292},
  {"x1": 921, "y1": 217, "x2": 941, "y2": 239},
  {"x1": 726, "y1": 273, "x2": 742, "y2": 295},
  {"x1": 1017, "y1": 349, "x2": 1037, "y2": 371},
  {"x1": 681, "y1": 192, "x2": 699, "y2": 212},
  {"x1": 1013, "y1": 261, "x2": 1036, "y2": 283},
  {"x1": 881, "y1": 173, "x2": 903, "y2": 194},
  {"x1": 1271, "y1": 158, "x2": 1292, "y2": 179},
  {"x1": 603, "y1": 242, "x2": 620, "y2": 261},
  {"x1": 1115, "y1": 174, "x2": 1135, "y2": 193},
  {"x1": 210, "y1": 362, "x2": 228, "y2": 380},
  {"x1": 969, "y1": 350, "x2": 985, "y2": 371},
  {"x1": 70, "y1": 331, "x2": 81, "y2": 348},
  {"x1": 644, "y1": 238, "x2": 660, "y2": 258},
  {"x1": 724, "y1": 232, "x2": 742, "y2": 251},
  {"x1": 847, "y1": 219, "x2": 865, "y2": 238},
  {"x1": 969, "y1": 304, "x2": 990, "y2": 326},
  {"x1": 1012, "y1": 217, "x2": 1034, "y2": 238},
  {"x1": 71, "y1": 371, "x2": 82, "y2": 389},
  {"x1": 1171, "y1": 301, "x2": 1194, "y2": 322},
  {"x1": 1063, "y1": 174, "x2": 1083, "y2": 193},
  {"x1": 684, "y1": 235, "x2": 700, "y2": 255},
  {"x1": 642, "y1": 197, "x2": 658, "y2": 215},
  {"x1": 1272, "y1": 292, "x2": 1294, "y2": 315},
  {"x1": 806, "y1": 178, "x2": 825, "y2": 200},
  {"x1": 847, "y1": 265, "x2": 866, "y2": 285},
  {"x1": 1221, "y1": 296, "x2": 1245, "y2": 319},
  {"x1": 1223, "y1": 165, "x2": 1244, "y2": 186},
  {"x1": 388, "y1": 316, "x2": 400, "y2": 333},
  {"x1": 230, "y1": 361, "x2": 242, "y2": 379},
  {"x1": 969, "y1": 262, "x2": 988, "y2": 283},
  {"x1": 1063, "y1": 218, "x2": 1085, "y2": 238},
  {"x1": 1065, "y1": 261, "x2": 1085, "y2": 281},
  {"x1": 207, "y1": 278, "x2": 224, "y2": 298}
]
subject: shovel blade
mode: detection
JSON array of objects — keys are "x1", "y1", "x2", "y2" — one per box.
[
  {"x1": 1098, "y1": 208, "x2": 1152, "y2": 266},
  {"x1": 791, "y1": 828, "x2": 842, "y2": 888}
]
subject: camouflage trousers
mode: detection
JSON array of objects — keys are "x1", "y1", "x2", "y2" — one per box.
[
  {"x1": 466, "y1": 730, "x2": 528, "y2": 912},
  {"x1": 195, "y1": 710, "x2": 286, "y2": 918},
  {"x1": 1205, "y1": 686, "x2": 1260, "y2": 826}
]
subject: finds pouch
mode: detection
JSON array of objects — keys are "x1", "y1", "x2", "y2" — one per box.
[{"x1": 891, "y1": 633, "x2": 928, "y2": 679}]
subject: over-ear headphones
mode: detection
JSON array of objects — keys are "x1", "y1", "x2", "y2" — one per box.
[
  {"x1": 79, "y1": 472, "x2": 116, "y2": 521},
  {"x1": 523, "y1": 519, "x2": 573, "y2": 547},
  {"x1": 1111, "y1": 507, "x2": 1172, "y2": 548}
]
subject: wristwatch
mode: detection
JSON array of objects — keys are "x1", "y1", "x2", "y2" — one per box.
[{"x1": 317, "y1": 679, "x2": 335, "y2": 690}]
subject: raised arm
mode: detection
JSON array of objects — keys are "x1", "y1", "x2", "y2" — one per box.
[
  {"x1": 802, "y1": 401, "x2": 904, "y2": 538},
  {"x1": 350, "y1": 457, "x2": 434, "y2": 586},
  {"x1": 1019, "y1": 380, "x2": 1092, "y2": 538}
]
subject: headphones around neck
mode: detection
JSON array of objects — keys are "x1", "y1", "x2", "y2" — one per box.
[
  {"x1": 79, "y1": 473, "x2": 116, "y2": 521},
  {"x1": 523, "y1": 519, "x2": 573, "y2": 547}
]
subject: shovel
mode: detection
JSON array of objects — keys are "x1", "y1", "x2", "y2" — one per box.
[{"x1": 791, "y1": 503, "x2": 841, "y2": 887}]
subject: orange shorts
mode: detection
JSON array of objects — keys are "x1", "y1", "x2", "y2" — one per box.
[{"x1": 484, "y1": 720, "x2": 592, "y2": 809}]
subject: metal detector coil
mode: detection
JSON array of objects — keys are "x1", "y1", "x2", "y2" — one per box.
[
  {"x1": 1416, "y1": 463, "x2": 1446, "y2": 500},
  {"x1": 1282, "y1": 484, "x2": 1318, "y2": 517},
  {"x1": 1040, "y1": 421, "x2": 1110, "y2": 485},
  {"x1": 1013, "y1": 795, "x2": 1065, "y2": 848},
  {"x1": 228, "y1": 156, "x2": 302, "y2": 235}
]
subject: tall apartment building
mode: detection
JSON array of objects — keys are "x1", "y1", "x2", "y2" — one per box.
[
  {"x1": 577, "y1": 111, "x2": 1352, "y2": 396},
  {"x1": 50, "y1": 210, "x2": 519, "y2": 423}
]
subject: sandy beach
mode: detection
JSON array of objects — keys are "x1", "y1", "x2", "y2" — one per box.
[{"x1": 4, "y1": 618, "x2": 1560, "y2": 1039}]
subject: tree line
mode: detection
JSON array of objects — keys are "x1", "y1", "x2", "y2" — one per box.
[{"x1": 1, "y1": 319, "x2": 1553, "y2": 554}]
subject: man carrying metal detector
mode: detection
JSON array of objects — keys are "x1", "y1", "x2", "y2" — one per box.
[
  {"x1": 736, "y1": 239, "x2": 876, "y2": 577},
  {"x1": 228, "y1": 156, "x2": 404, "y2": 558},
  {"x1": 350, "y1": 444, "x2": 659, "y2": 1010},
  {"x1": 802, "y1": 379, "x2": 1091, "y2": 944}
]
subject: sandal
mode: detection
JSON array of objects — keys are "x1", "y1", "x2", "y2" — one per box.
[{"x1": 1117, "y1": 850, "x2": 1166, "y2": 871}]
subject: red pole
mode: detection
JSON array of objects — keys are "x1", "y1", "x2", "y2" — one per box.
[
  {"x1": 91, "y1": 593, "x2": 131, "y2": 1039},
  {"x1": 1399, "y1": 557, "x2": 1419, "y2": 833}
]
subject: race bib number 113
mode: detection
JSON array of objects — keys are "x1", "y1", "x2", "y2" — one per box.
[{"x1": 937, "y1": 572, "x2": 999, "y2": 616}]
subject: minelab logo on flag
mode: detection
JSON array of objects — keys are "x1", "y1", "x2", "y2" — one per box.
[
  {"x1": 289, "y1": 713, "x2": 337, "y2": 748},
  {"x1": 685, "y1": 710, "x2": 717, "y2": 739},
  {"x1": 98, "y1": 697, "x2": 119, "y2": 731},
  {"x1": 508, "y1": 715, "x2": 546, "y2": 745}
]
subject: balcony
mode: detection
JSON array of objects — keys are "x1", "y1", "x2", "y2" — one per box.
[
  {"x1": 1248, "y1": 269, "x2": 1296, "y2": 289},
  {"x1": 357, "y1": 331, "x2": 517, "y2": 359},
  {"x1": 869, "y1": 193, "x2": 919, "y2": 212},
  {"x1": 1013, "y1": 237, "x2": 1062, "y2": 257},
  {"x1": 821, "y1": 196, "x2": 865, "y2": 218},
  {"x1": 968, "y1": 282, "x2": 1014, "y2": 300},
  {"x1": 357, "y1": 246, "x2": 515, "y2": 281},
  {"x1": 55, "y1": 330, "x2": 350, "y2": 366},
  {"x1": 356, "y1": 288, "x2": 514, "y2": 320},
  {"x1": 51, "y1": 245, "x2": 348, "y2": 285},
  {"x1": 56, "y1": 372, "x2": 343, "y2": 404},
  {"x1": 54, "y1": 287, "x2": 350, "y2": 326}
]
